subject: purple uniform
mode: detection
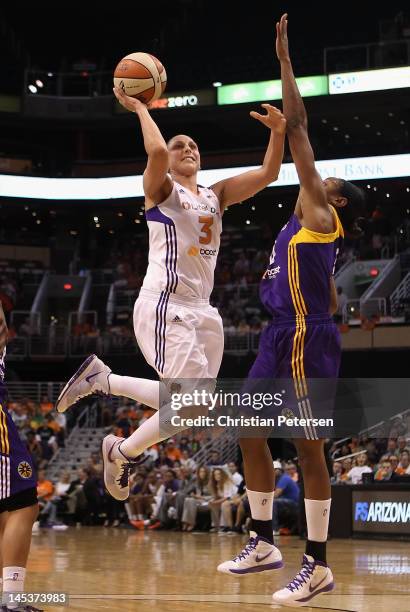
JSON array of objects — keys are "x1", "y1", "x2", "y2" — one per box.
[
  {"x1": 248, "y1": 207, "x2": 344, "y2": 439},
  {"x1": 0, "y1": 350, "x2": 37, "y2": 500}
]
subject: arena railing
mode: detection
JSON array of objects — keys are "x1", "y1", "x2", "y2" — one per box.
[{"x1": 323, "y1": 38, "x2": 410, "y2": 74}]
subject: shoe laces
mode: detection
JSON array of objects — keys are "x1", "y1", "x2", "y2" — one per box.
[
  {"x1": 286, "y1": 557, "x2": 315, "y2": 592},
  {"x1": 233, "y1": 537, "x2": 257, "y2": 562},
  {"x1": 116, "y1": 462, "x2": 135, "y2": 489}
]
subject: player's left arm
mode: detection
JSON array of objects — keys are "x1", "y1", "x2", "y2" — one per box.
[
  {"x1": 211, "y1": 105, "x2": 286, "y2": 212},
  {"x1": 0, "y1": 301, "x2": 8, "y2": 354}
]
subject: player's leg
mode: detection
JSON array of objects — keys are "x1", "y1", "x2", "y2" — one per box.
[
  {"x1": 56, "y1": 296, "x2": 169, "y2": 414},
  {"x1": 103, "y1": 302, "x2": 215, "y2": 500},
  {"x1": 272, "y1": 321, "x2": 338, "y2": 606},
  {"x1": 218, "y1": 324, "x2": 283, "y2": 575},
  {"x1": 272, "y1": 439, "x2": 334, "y2": 607},
  {"x1": 1, "y1": 502, "x2": 39, "y2": 611}
]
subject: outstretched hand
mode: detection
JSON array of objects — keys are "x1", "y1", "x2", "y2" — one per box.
[
  {"x1": 250, "y1": 104, "x2": 286, "y2": 134},
  {"x1": 113, "y1": 86, "x2": 147, "y2": 113},
  {"x1": 276, "y1": 13, "x2": 290, "y2": 62}
]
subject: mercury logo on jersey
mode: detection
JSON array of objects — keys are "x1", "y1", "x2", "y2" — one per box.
[
  {"x1": 263, "y1": 265, "x2": 281, "y2": 280},
  {"x1": 181, "y1": 201, "x2": 216, "y2": 214}
]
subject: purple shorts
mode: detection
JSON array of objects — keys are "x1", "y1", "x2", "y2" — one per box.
[{"x1": 243, "y1": 314, "x2": 341, "y2": 439}]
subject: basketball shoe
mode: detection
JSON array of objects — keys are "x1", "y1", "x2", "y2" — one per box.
[
  {"x1": 217, "y1": 532, "x2": 283, "y2": 575},
  {"x1": 272, "y1": 554, "x2": 334, "y2": 607},
  {"x1": 56, "y1": 354, "x2": 111, "y2": 413},
  {"x1": 102, "y1": 434, "x2": 148, "y2": 501}
]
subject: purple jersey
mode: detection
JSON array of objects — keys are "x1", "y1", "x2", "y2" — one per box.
[
  {"x1": 260, "y1": 207, "x2": 344, "y2": 319},
  {"x1": 0, "y1": 350, "x2": 37, "y2": 499}
]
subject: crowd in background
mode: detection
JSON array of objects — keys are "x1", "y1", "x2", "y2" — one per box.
[
  {"x1": 8, "y1": 397, "x2": 67, "y2": 469},
  {"x1": 9, "y1": 395, "x2": 408, "y2": 535}
]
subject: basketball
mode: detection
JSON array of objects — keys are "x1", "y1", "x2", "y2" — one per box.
[{"x1": 113, "y1": 52, "x2": 167, "y2": 104}]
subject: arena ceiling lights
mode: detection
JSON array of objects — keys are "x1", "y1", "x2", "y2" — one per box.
[{"x1": 1, "y1": 154, "x2": 409, "y2": 200}]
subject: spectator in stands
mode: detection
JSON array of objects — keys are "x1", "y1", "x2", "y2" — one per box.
[
  {"x1": 40, "y1": 395, "x2": 53, "y2": 415},
  {"x1": 154, "y1": 448, "x2": 175, "y2": 469},
  {"x1": 25, "y1": 430, "x2": 43, "y2": 469},
  {"x1": 330, "y1": 461, "x2": 343, "y2": 484},
  {"x1": 208, "y1": 468, "x2": 237, "y2": 532},
  {"x1": 226, "y1": 462, "x2": 243, "y2": 487},
  {"x1": 129, "y1": 471, "x2": 161, "y2": 525},
  {"x1": 340, "y1": 457, "x2": 353, "y2": 482},
  {"x1": 36, "y1": 417, "x2": 58, "y2": 461},
  {"x1": 87, "y1": 451, "x2": 103, "y2": 477},
  {"x1": 181, "y1": 466, "x2": 211, "y2": 532},
  {"x1": 42, "y1": 471, "x2": 71, "y2": 529},
  {"x1": 81, "y1": 467, "x2": 105, "y2": 525},
  {"x1": 155, "y1": 469, "x2": 181, "y2": 528},
  {"x1": 180, "y1": 449, "x2": 197, "y2": 472},
  {"x1": 37, "y1": 469, "x2": 54, "y2": 524},
  {"x1": 374, "y1": 460, "x2": 399, "y2": 482},
  {"x1": 386, "y1": 438, "x2": 400, "y2": 457},
  {"x1": 284, "y1": 462, "x2": 299, "y2": 483},
  {"x1": 115, "y1": 408, "x2": 132, "y2": 438},
  {"x1": 60, "y1": 468, "x2": 88, "y2": 524},
  {"x1": 207, "y1": 451, "x2": 221, "y2": 467},
  {"x1": 272, "y1": 461, "x2": 300, "y2": 534},
  {"x1": 165, "y1": 439, "x2": 182, "y2": 464},
  {"x1": 346, "y1": 453, "x2": 373, "y2": 484},
  {"x1": 397, "y1": 436, "x2": 410, "y2": 454},
  {"x1": 220, "y1": 478, "x2": 247, "y2": 534},
  {"x1": 397, "y1": 451, "x2": 410, "y2": 475}
]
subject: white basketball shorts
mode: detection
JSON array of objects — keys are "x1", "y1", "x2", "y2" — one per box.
[{"x1": 133, "y1": 288, "x2": 224, "y2": 381}]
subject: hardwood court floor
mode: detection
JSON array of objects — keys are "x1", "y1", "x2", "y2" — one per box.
[{"x1": 26, "y1": 528, "x2": 409, "y2": 612}]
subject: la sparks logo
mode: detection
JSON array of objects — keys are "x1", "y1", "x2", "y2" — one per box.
[{"x1": 18, "y1": 461, "x2": 33, "y2": 479}]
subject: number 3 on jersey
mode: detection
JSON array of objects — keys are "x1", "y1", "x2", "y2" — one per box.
[{"x1": 198, "y1": 216, "x2": 213, "y2": 245}]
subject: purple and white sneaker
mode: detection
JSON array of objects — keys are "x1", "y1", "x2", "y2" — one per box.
[
  {"x1": 217, "y1": 533, "x2": 283, "y2": 575},
  {"x1": 102, "y1": 434, "x2": 149, "y2": 501},
  {"x1": 272, "y1": 554, "x2": 334, "y2": 607},
  {"x1": 56, "y1": 354, "x2": 111, "y2": 413}
]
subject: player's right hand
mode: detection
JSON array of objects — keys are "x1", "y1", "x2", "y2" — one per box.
[
  {"x1": 113, "y1": 86, "x2": 147, "y2": 113},
  {"x1": 276, "y1": 13, "x2": 290, "y2": 62}
]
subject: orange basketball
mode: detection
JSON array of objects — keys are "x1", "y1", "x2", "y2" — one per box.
[{"x1": 113, "y1": 52, "x2": 167, "y2": 105}]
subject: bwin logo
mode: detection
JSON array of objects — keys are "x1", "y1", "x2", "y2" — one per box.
[{"x1": 355, "y1": 501, "x2": 369, "y2": 521}]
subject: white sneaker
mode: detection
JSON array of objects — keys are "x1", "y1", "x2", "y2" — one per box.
[
  {"x1": 32, "y1": 520, "x2": 40, "y2": 534},
  {"x1": 272, "y1": 554, "x2": 334, "y2": 607},
  {"x1": 102, "y1": 434, "x2": 149, "y2": 501},
  {"x1": 102, "y1": 434, "x2": 133, "y2": 501},
  {"x1": 217, "y1": 533, "x2": 283, "y2": 575},
  {"x1": 56, "y1": 354, "x2": 111, "y2": 413}
]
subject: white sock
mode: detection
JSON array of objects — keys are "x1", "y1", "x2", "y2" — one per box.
[
  {"x1": 304, "y1": 498, "x2": 331, "y2": 542},
  {"x1": 3, "y1": 567, "x2": 26, "y2": 610},
  {"x1": 246, "y1": 489, "x2": 274, "y2": 521},
  {"x1": 108, "y1": 375, "x2": 165, "y2": 410},
  {"x1": 116, "y1": 402, "x2": 186, "y2": 459}
]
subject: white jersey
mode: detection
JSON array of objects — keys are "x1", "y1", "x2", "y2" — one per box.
[{"x1": 142, "y1": 180, "x2": 222, "y2": 300}]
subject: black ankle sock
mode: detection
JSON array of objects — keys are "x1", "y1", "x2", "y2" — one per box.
[
  {"x1": 306, "y1": 540, "x2": 327, "y2": 564},
  {"x1": 251, "y1": 519, "x2": 274, "y2": 544}
]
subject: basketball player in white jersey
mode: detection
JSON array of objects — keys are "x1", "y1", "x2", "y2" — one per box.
[{"x1": 56, "y1": 85, "x2": 286, "y2": 501}]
